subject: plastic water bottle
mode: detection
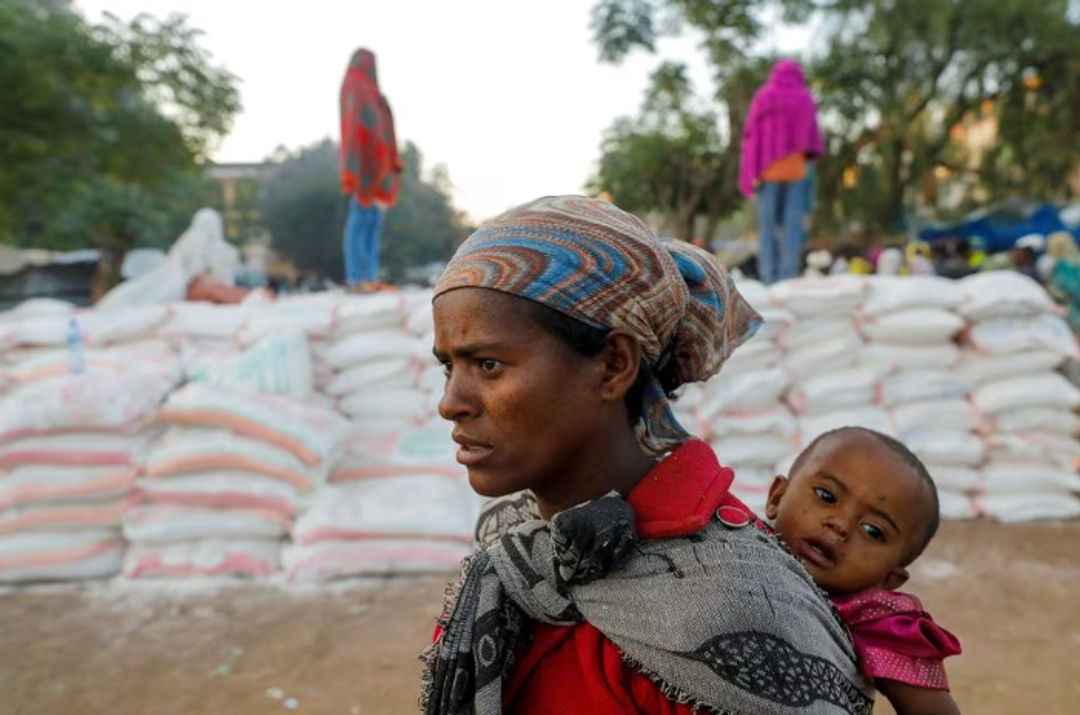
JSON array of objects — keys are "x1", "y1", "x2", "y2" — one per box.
[{"x1": 67, "y1": 317, "x2": 85, "y2": 375}]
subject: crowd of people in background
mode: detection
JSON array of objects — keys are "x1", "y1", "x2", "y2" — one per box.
[{"x1": 732, "y1": 229, "x2": 1080, "y2": 334}]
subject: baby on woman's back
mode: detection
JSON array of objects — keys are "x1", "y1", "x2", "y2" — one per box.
[{"x1": 765, "y1": 427, "x2": 963, "y2": 715}]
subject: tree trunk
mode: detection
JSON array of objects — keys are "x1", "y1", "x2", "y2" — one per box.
[
  {"x1": 672, "y1": 200, "x2": 696, "y2": 241},
  {"x1": 884, "y1": 138, "x2": 907, "y2": 232},
  {"x1": 91, "y1": 243, "x2": 127, "y2": 303}
]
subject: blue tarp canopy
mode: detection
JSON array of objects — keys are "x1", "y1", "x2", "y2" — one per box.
[{"x1": 918, "y1": 201, "x2": 1080, "y2": 252}]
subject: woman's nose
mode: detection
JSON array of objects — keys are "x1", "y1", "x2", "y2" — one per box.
[{"x1": 438, "y1": 369, "x2": 476, "y2": 422}]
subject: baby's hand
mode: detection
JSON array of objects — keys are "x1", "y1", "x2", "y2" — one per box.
[{"x1": 876, "y1": 678, "x2": 961, "y2": 715}]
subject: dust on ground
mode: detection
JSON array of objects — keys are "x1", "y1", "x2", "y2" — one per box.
[{"x1": 2, "y1": 521, "x2": 1078, "y2": 715}]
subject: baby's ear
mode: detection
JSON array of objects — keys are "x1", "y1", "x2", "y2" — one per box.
[
  {"x1": 764, "y1": 476, "x2": 788, "y2": 521},
  {"x1": 882, "y1": 566, "x2": 909, "y2": 591}
]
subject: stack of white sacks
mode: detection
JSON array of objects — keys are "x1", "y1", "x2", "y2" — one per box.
[
  {"x1": 285, "y1": 289, "x2": 479, "y2": 581},
  {"x1": 694, "y1": 273, "x2": 1080, "y2": 522},
  {"x1": 859, "y1": 277, "x2": 976, "y2": 519},
  {"x1": 0, "y1": 301, "x2": 180, "y2": 583},
  {"x1": 0, "y1": 372, "x2": 172, "y2": 582},
  {"x1": 0, "y1": 301, "x2": 180, "y2": 389},
  {"x1": 961, "y1": 273, "x2": 1080, "y2": 521},
  {"x1": 7, "y1": 270, "x2": 1080, "y2": 585},
  {"x1": 124, "y1": 383, "x2": 349, "y2": 578},
  {"x1": 692, "y1": 280, "x2": 796, "y2": 513}
]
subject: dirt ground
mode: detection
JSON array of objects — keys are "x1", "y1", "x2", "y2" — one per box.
[{"x1": 1, "y1": 520, "x2": 1078, "y2": 715}]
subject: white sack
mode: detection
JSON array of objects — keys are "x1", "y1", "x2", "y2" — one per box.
[
  {"x1": 768, "y1": 276, "x2": 867, "y2": 318},
  {"x1": 159, "y1": 384, "x2": 350, "y2": 467},
  {"x1": 988, "y1": 407, "x2": 1080, "y2": 436},
  {"x1": 784, "y1": 335, "x2": 863, "y2": 381},
  {"x1": 860, "y1": 308, "x2": 964, "y2": 345},
  {"x1": 859, "y1": 342, "x2": 960, "y2": 372},
  {"x1": 982, "y1": 461, "x2": 1080, "y2": 494},
  {"x1": 124, "y1": 539, "x2": 281, "y2": 578},
  {"x1": 861, "y1": 276, "x2": 962, "y2": 317},
  {"x1": 283, "y1": 539, "x2": 470, "y2": 581},
  {"x1": 880, "y1": 370, "x2": 972, "y2": 406},
  {"x1": 977, "y1": 493, "x2": 1080, "y2": 522},
  {"x1": 291, "y1": 476, "x2": 478, "y2": 545},
  {"x1": 709, "y1": 436, "x2": 795, "y2": 468},
  {"x1": 957, "y1": 349, "x2": 1065, "y2": 384},
  {"x1": 708, "y1": 406, "x2": 798, "y2": 440},
  {"x1": 959, "y1": 272, "x2": 1055, "y2": 319},
  {"x1": 325, "y1": 359, "x2": 415, "y2": 397},
  {"x1": 892, "y1": 399, "x2": 978, "y2": 434},
  {"x1": 787, "y1": 368, "x2": 880, "y2": 416},
  {"x1": 799, "y1": 408, "x2": 896, "y2": 447},
  {"x1": 777, "y1": 319, "x2": 858, "y2": 351},
  {"x1": 926, "y1": 465, "x2": 981, "y2": 492},
  {"x1": 123, "y1": 504, "x2": 288, "y2": 543},
  {"x1": 903, "y1": 430, "x2": 985, "y2": 467},
  {"x1": 699, "y1": 368, "x2": 790, "y2": 418},
  {"x1": 188, "y1": 330, "x2": 313, "y2": 399},
  {"x1": 973, "y1": 373, "x2": 1080, "y2": 414},
  {"x1": 326, "y1": 330, "x2": 423, "y2": 370}
]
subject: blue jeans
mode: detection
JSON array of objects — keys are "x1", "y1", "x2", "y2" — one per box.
[
  {"x1": 756, "y1": 178, "x2": 809, "y2": 284},
  {"x1": 343, "y1": 198, "x2": 385, "y2": 285}
]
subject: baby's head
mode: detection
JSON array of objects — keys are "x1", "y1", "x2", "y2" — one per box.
[{"x1": 765, "y1": 426, "x2": 939, "y2": 596}]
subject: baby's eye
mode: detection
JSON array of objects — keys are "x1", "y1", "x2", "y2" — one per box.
[
  {"x1": 861, "y1": 523, "x2": 886, "y2": 542},
  {"x1": 813, "y1": 487, "x2": 836, "y2": 504}
]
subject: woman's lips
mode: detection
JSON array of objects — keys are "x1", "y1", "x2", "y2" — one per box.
[
  {"x1": 455, "y1": 443, "x2": 494, "y2": 466},
  {"x1": 452, "y1": 434, "x2": 493, "y2": 466}
]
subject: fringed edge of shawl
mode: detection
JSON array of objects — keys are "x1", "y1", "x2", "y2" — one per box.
[
  {"x1": 617, "y1": 650, "x2": 742, "y2": 715},
  {"x1": 418, "y1": 556, "x2": 473, "y2": 711}
]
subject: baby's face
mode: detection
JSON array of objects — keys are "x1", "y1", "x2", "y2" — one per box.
[{"x1": 765, "y1": 432, "x2": 930, "y2": 595}]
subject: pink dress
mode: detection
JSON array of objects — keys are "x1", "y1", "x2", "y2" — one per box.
[{"x1": 831, "y1": 587, "x2": 962, "y2": 691}]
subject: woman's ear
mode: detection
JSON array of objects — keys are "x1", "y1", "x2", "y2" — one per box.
[
  {"x1": 598, "y1": 330, "x2": 642, "y2": 403},
  {"x1": 765, "y1": 476, "x2": 788, "y2": 521}
]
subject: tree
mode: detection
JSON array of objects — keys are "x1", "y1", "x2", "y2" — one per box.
[
  {"x1": 591, "y1": 63, "x2": 734, "y2": 240},
  {"x1": 807, "y1": 0, "x2": 1080, "y2": 230},
  {"x1": 0, "y1": 0, "x2": 240, "y2": 296},
  {"x1": 589, "y1": 0, "x2": 1080, "y2": 235},
  {"x1": 590, "y1": 2, "x2": 779, "y2": 238},
  {"x1": 260, "y1": 140, "x2": 470, "y2": 283}
]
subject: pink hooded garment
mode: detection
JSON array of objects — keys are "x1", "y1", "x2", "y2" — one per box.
[{"x1": 739, "y1": 60, "x2": 825, "y2": 198}]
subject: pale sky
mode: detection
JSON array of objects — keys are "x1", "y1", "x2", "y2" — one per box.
[{"x1": 75, "y1": 1, "x2": 805, "y2": 222}]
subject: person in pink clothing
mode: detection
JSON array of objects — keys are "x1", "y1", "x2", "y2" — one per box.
[
  {"x1": 739, "y1": 59, "x2": 825, "y2": 284},
  {"x1": 766, "y1": 426, "x2": 963, "y2": 715}
]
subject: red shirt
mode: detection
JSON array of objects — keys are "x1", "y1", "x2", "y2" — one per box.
[{"x1": 435, "y1": 439, "x2": 751, "y2": 714}]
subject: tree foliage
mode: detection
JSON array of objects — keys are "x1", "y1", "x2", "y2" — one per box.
[
  {"x1": 259, "y1": 140, "x2": 470, "y2": 283},
  {"x1": 589, "y1": 0, "x2": 1080, "y2": 235},
  {"x1": 0, "y1": 0, "x2": 239, "y2": 294},
  {"x1": 590, "y1": 63, "x2": 734, "y2": 239}
]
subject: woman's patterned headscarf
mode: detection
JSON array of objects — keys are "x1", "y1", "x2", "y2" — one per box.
[{"x1": 434, "y1": 195, "x2": 761, "y2": 455}]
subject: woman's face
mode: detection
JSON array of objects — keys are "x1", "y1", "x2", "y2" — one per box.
[{"x1": 433, "y1": 288, "x2": 611, "y2": 498}]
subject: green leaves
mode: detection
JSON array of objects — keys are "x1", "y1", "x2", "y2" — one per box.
[
  {"x1": 0, "y1": 0, "x2": 238, "y2": 266},
  {"x1": 589, "y1": 0, "x2": 1080, "y2": 234}
]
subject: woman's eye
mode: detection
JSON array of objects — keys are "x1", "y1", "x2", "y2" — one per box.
[
  {"x1": 813, "y1": 486, "x2": 836, "y2": 504},
  {"x1": 861, "y1": 523, "x2": 886, "y2": 542}
]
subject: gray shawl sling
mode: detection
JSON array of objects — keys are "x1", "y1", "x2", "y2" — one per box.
[{"x1": 420, "y1": 492, "x2": 873, "y2": 715}]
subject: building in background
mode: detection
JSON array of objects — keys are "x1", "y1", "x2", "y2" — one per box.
[{"x1": 206, "y1": 163, "x2": 273, "y2": 243}]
